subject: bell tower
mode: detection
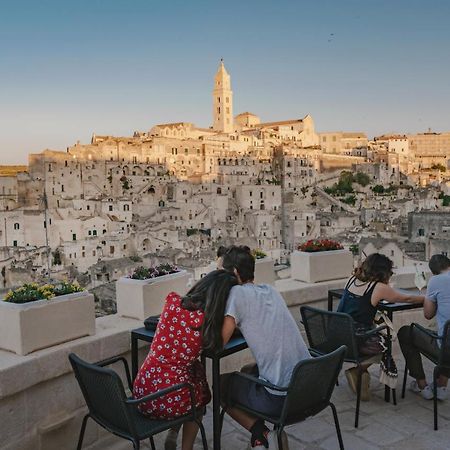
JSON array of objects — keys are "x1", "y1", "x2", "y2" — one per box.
[{"x1": 213, "y1": 59, "x2": 233, "y2": 133}]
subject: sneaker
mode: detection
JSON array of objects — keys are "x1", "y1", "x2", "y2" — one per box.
[
  {"x1": 345, "y1": 368, "x2": 370, "y2": 401},
  {"x1": 409, "y1": 381, "x2": 433, "y2": 400},
  {"x1": 266, "y1": 430, "x2": 290, "y2": 450},
  {"x1": 429, "y1": 383, "x2": 448, "y2": 401},
  {"x1": 164, "y1": 428, "x2": 178, "y2": 450}
]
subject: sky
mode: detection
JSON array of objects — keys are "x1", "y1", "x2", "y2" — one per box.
[{"x1": 1, "y1": 0, "x2": 450, "y2": 164}]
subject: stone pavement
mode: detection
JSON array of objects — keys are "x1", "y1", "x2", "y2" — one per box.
[{"x1": 90, "y1": 360, "x2": 450, "y2": 450}]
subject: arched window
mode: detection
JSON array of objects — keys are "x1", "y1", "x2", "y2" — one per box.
[{"x1": 13, "y1": 223, "x2": 20, "y2": 230}]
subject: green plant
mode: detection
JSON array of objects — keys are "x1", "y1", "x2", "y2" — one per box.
[
  {"x1": 349, "y1": 244, "x2": 359, "y2": 255},
  {"x1": 4, "y1": 281, "x2": 83, "y2": 304},
  {"x1": 342, "y1": 194, "x2": 356, "y2": 206},
  {"x1": 354, "y1": 172, "x2": 370, "y2": 187},
  {"x1": 252, "y1": 249, "x2": 267, "y2": 259},
  {"x1": 372, "y1": 184, "x2": 385, "y2": 194}
]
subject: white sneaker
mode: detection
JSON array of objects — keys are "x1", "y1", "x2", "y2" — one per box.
[
  {"x1": 409, "y1": 380, "x2": 433, "y2": 400},
  {"x1": 429, "y1": 383, "x2": 448, "y2": 401},
  {"x1": 266, "y1": 430, "x2": 290, "y2": 450}
]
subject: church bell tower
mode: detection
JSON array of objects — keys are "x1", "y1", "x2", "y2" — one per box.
[{"x1": 213, "y1": 59, "x2": 233, "y2": 133}]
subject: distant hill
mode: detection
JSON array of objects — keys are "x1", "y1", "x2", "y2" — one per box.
[{"x1": 0, "y1": 165, "x2": 27, "y2": 176}]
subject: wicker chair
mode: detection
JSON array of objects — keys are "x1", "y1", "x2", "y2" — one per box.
[
  {"x1": 401, "y1": 321, "x2": 450, "y2": 430},
  {"x1": 300, "y1": 306, "x2": 386, "y2": 428},
  {"x1": 222, "y1": 346, "x2": 346, "y2": 450},
  {"x1": 69, "y1": 353, "x2": 208, "y2": 450}
]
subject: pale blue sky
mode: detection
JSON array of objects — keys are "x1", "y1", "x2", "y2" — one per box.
[{"x1": 1, "y1": 0, "x2": 450, "y2": 164}]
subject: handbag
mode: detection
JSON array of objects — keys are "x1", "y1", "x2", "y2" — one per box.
[{"x1": 355, "y1": 323, "x2": 385, "y2": 356}]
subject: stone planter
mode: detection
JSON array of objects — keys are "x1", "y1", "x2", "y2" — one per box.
[
  {"x1": 0, "y1": 291, "x2": 95, "y2": 356},
  {"x1": 116, "y1": 270, "x2": 190, "y2": 320},
  {"x1": 254, "y1": 257, "x2": 276, "y2": 285},
  {"x1": 291, "y1": 249, "x2": 353, "y2": 283}
]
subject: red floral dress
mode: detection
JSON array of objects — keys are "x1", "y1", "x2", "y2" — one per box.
[{"x1": 132, "y1": 292, "x2": 211, "y2": 418}]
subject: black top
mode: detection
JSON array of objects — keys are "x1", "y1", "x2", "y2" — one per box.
[{"x1": 337, "y1": 276, "x2": 378, "y2": 326}]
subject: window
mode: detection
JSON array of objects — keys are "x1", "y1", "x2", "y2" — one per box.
[
  {"x1": 93, "y1": 230, "x2": 97, "y2": 236},
  {"x1": 13, "y1": 223, "x2": 20, "y2": 230},
  {"x1": 13, "y1": 240, "x2": 17, "y2": 247},
  {"x1": 109, "y1": 205, "x2": 113, "y2": 211},
  {"x1": 418, "y1": 228, "x2": 425, "y2": 236},
  {"x1": 123, "y1": 204, "x2": 130, "y2": 211},
  {"x1": 72, "y1": 234, "x2": 77, "y2": 241},
  {"x1": 110, "y1": 246, "x2": 115, "y2": 254}
]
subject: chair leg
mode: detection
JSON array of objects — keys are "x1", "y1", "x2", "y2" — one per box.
[
  {"x1": 77, "y1": 414, "x2": 89, "y2": 450},
  {"x1": 433, "y1": 366, "x2": 439, "y2": 431},
  {"x1": 402, "y1": 363, "x2": 408, "y2": 399},
  {"x1": 149, "y1": 436, "x2": 156, "y2": 450},
  {"x1": 330, "y1": 403, "x2": 344, "y2": 450},
  {"x1": 197, "y1": 420, "x2": 209, "y2": 450},
  {"x1": 219, "y1": 407, "x2": 226, "y2": 434},
  {"x1": 355, "y1": 366, "x2": 362, "y2": 428},
  {"x1": 275, "y1": 425, "x2": 287, "y2": 450}
]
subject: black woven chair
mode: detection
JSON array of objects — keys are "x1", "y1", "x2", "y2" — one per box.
[
  {"x1": 300, "y1": 306, "x2": 386, "y2": 428},
  {"x1": 401, "y1": 321, "x2": 450, "y2": 430},
  {"x1": 222, "y1": 346, "x2": 346, "y2": 450},
  {"x1": 69, "y1": 353, "x2": 208, "y2": 450}
]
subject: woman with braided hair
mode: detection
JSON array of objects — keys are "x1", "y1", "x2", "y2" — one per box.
[{"x1": 133, "y1": 269, "x2": 238, "y2": 450}]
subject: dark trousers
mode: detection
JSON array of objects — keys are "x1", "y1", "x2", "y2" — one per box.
[{"x1": 398, "y1": 325, "x2": 450, "y2": 380}]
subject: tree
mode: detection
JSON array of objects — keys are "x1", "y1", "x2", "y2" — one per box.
[
  {"x1": 354, "y1": 172, "x2": 370, "y2": 187},
  {"x1": 372, "y1": 184, "x2": 385, "y2": 194}
]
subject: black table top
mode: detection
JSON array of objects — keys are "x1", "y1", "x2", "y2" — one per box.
[
  {"x1": 328, "y1": 288, "x2": 423, "y2": 312},
  {"x1": 131, "y1": 326, "x2": 248, "y2": 359}
]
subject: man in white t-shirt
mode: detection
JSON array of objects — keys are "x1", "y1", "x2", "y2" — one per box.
[{"x1": 220, "y1": 246, "x2": 310, "y2": 450}]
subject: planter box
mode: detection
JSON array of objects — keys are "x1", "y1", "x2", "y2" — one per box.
[
  {"x1": 254, "y1": 258, "x2": 276, "y2": 285},
  {"x1": 116, "y1": 270, "x2": 191, "y2": 320},
  {"x1": 291, "y1": 249, "x2": 353, "y2": 283},
  {"x1": 0, "y1": 291, "x2": 95, "y2": 356}
]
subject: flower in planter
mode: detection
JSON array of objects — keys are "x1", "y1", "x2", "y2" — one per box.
[
  {"x1": 130, "y1": 263, "x2": 179, "y2": 280},
  {"x1": 252, "y1": 249, "x2": 267, "y2": 260},
  {"x1": 298, "y1": 239, "x2": 344, "y2": 253},
  {"x1": 4, "y1": 281, "x2": 84, "y2": 304}
]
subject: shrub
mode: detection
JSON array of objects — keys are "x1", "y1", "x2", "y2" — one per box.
[
  {"x1": 4, "y1": 281, "x2": 83, "y2": 304},
  {"x1": 354, "y1": 172, "x2": 370, "y2": 187},
  {"x1": 298, "y1": 239, "x2": 344, "y2": 252},
  {"x1": 252, "y1": 249, "x2": 267, "y2": 259},
  {"x1": 130, "y1": 263, "x2": 179, "y2": 280}
]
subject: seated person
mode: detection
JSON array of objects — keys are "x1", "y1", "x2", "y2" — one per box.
[
  {"x1": 338, "y1": 253, "x2": 424, "y2": 400},
  {"x1": 221, "y1": 245, "x2": 311, "y2": 450},
  {"x1": 399, "y1": 254, "x2": 450, "y2": 400},
  {"x1": 133, "y1": 270, "x2": 237, "y2": 450}
]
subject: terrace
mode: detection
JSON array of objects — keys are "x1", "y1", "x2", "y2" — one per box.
[{"x1": 0, "y1": 265, "x2": 446, "y2": 450}]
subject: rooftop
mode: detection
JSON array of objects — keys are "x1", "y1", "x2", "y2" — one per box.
[{"x1": 0, "y1": 266, "x2": 445, "y2": 450}]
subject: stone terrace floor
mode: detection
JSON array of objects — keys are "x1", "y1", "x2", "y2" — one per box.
[{"x1": 90, "y1": 359, "x2": 450, "y2": 450}]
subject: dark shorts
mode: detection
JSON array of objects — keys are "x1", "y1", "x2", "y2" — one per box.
[{"x1": 222, "y1": 365, "x2": 286, "y2": 418}]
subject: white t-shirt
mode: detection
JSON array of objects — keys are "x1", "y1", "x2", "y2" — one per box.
[{"x1": 225, "y1": 283, "x2": 311, "y2": 395}]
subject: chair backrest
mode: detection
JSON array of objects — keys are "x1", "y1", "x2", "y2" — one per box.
[
  {"x1": 300, "y1": 305, "x2": 359, "y2": 361},
  {"x1": 69, "y1": 353, "x2": 136, "y2": 437},
  {"x1": 440, "y1": 320, "x2": 450, "y2": 367},
  {"x1": 280, "y1": 346, "x2": 346, "y2": 424}
]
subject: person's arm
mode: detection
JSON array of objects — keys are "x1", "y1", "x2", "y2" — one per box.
[
  {"x1": 222, "y1": 315, "x2": 236, "y2": 346},
  {"x1": 423, "y1": 298, "x2": 437, "y2": 320},
  {"x1": 371, "y1": 283, "x2": 425, "y2": 306}
]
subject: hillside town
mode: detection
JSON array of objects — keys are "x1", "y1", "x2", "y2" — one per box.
[{"x1": 0, "y1": 62, "x2": 449, "y2": 307}]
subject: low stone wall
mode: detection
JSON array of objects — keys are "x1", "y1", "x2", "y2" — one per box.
[{"x1": 0, "y1": 267, "x2": 431, "y2": 449}]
